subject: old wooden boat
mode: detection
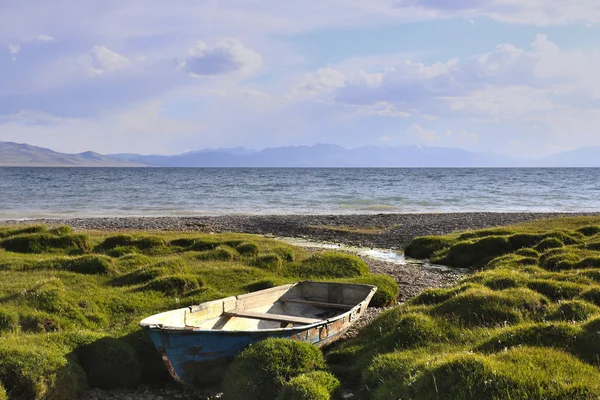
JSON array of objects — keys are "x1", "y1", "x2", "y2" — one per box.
[{"x1": 140, "y1": 281, "x2": 377, "y2": 385}]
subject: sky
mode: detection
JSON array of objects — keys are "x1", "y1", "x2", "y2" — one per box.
[{"x1": 1, "y1": 1, "x2": 600, "y2": 157}]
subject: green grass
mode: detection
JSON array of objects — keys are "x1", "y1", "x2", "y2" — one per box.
[
  {"x1": 277, "y1": 371, "x2": 340, "y2": 400},
  {"x1": 222, "y1": 338, "x2": 327, "y2": 400},
  {"x1": 327, "y1": 216, "x2": 600, "y2": 398},
  {"x1": 0, "y1": 226, "x2": 400, "y2": 399}
]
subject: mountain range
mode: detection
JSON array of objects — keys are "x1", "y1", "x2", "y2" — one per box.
[
  {"x1": 1, "y1": 140, "x2": 599, "y2": 167},
  {"x1": 0, "y1": 141, "x2": 143, "y2": 167}
]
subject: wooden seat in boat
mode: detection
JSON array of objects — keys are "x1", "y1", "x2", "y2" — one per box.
[
  {"x1": 222, "y1": 310, "x2": 320, "y2": 325},
  {"x1": 280, "y1": 298, "x2": 354, "y2": 310}
]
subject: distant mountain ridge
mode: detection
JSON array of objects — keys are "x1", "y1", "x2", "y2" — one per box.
[
  {"x1": 0, "y1": 141, "x2": 146, "y2": 167},
  {"x1": 112, "y1": 143, "x2": 516, "y2": 167},
  {"x1": 2, "y1": 140, "x2": 600, "y2": 167}
]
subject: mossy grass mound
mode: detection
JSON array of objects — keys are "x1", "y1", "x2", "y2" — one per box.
[
  {"x1": 0, "y1": 383, "x2": 6, "y2": 400},
  {"x1": 526, "y1": 279, "x2": 584, "y2": 301},
  {"x1": 98, "y1": 235, "x2": 166, "y2": 254},
  {"x1": 548, "y1": 300, "x2": 599, "y2": 322},
  {"x1": 0, "y1": 225, "x2": 48, "y2": 239},
  {"x1": 252, "y1": 253, "x2": 284, "y2": 272},
  {"x1": 235, "y1": 242, "x2": 260, "y2": 256},
  {"x1": 195, "y1": 245, "x2": 238, "y2": 261},
  {"x1": 0, "y1": 340, "x2": 87, "y2": 400},
  {"x1": 116, "y1": 254, "x2": 153, "y2": 270},
  {"x1": 0, "y1": 307, "x2": 18, "y2": 333},
  {"x1": 222, "y1": 338, "x2": 326, "y2": 400},
  {"x1": 430, "y1": 287, "x2": 549, "y2": 327},
  {"x1": 77, "y1": 337, "x2": 140, "y2": 389},
  {"x1": 395, "y1": 347, "x2": 600, "y2": 400},
  {"x1": 290, "y1": 252, "x2": 369, "y2": 278},
  {"x1": 580, "y1": 287, "x2": 600, "y2": 306},
  {"x1": 349, "y1": 274, "x2": 399, "y2": 307},
  {"x1": 404, "y1": 236, "x2": 456, "y2": 259},
  {"x1": 476, "y1": 322, "x2": 580, "y2": 353},
  {"x1": 578, "y1": 225, "x2": 600, "y2": 236},
  {"x1": 409, "y1": 283, "x2": 480, "y2": 306},
  {"x1": 144, "y1": 275, "x2": 201, "y2": 296},
  {"x1": 0, "y1": 233, "x2": 91, "y2": 254},
  {"x1": 515, "y1": 248, "x2": 540, "y2": 258},
  {"x1": 277, "y1": 371, "x2": 340, "y2": 400},
  {"x1": 535, "y1": 237, "x2": 565, "y2": 252},
  {"x1": 32, "y1": 255, "x2": 117, "y2": 275},
  {"x1": 432, "y1": 236, "x2": 513, "y2": 269}
]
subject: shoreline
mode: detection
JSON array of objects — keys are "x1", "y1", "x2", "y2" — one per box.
[{"x1": 2, "y1": 212, "x2": 597, "y2": 249}]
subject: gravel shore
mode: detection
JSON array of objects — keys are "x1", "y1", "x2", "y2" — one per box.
[{"x1": 3, "y1": 212, "x2": 596, "y2": 249}]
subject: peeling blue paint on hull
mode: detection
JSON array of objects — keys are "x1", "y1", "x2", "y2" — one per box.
[{"x1": 145, "y1": 324, "x2": 348, "y2": 385}]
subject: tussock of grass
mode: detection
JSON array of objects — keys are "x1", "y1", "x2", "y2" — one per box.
[
  {"x1": 277, "y1": 371, "x2": 340, "y2": 400},
  {"x1": 527, "y1": 279, "x2": 584, "y2": 301},
  {"x1": 0, "y1": 225, "x2": 48, "y2": 239},
  {"x1": 0, "y1": 307, "x2": 18, "y2": 333},
  {"x1": 548, "y1": 300, "x2": 599, "y2": 322},
  {"x1": 430, "y1": 287, "x2": 549, "y2": 327},
  {"x1": 289, "y1": 252, "x2": 369, "y2": 278},
  {"x1": 252, "y1": 253, "x2": 283, "y2": 272},
  {"x1": 31, "y1": 255, "x2": 117, "y2": 275},
  {"x1": 409, "y1": 284, "x2": 478, "y2": 306},
  {"x1": 195, "y1": 245, "x2": 238, "y2": 261},
  {"x1": 222, "y1": 338, "x2": 326, "y2": 400},
  {"x1": 144, "y1": 275, "x2": 201, "y2": 296},
  {"x1": 77, "y1": 337, "x2": 140, "y2": 389},
  {"x1": 1, "y1": 233, "x2": 92, "y2": 254},
  {"x1": 235, "y1": 242, "x2": 260, "y2": 256},
  {"x1": 404, "y1": 236, "x2": 455, "y2": 259}
]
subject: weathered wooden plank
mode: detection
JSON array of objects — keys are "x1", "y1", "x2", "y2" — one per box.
[
  {"x1": 223, "y1": 310, "x2": 320, "y2": 325},
  {"x1": 280, "y1": 298, "x2": 354, "y2": 310}
]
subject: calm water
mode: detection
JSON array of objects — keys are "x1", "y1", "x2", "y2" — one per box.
[{"x1": 1, "y1": 168, "x2": 599, "y2": 219}]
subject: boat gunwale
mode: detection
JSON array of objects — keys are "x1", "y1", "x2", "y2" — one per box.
[{"x1": 139, "y1": 282, "x2": 377, "y2": 334}]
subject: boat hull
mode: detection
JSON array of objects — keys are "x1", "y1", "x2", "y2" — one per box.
[{"x1": 146, "y1": 317, "x2": 351, "y2": 385}]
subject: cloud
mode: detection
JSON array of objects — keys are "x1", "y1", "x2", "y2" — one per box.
[
  {"x1": 356, "y1": 102, "x2": 411, "y2": 118},
  {"x1": 178, "y1": 39, "x2": 262, "y2": 77},
  {"x1": 23, "y1": 34, "x2": 56, "y2": 43},
  {"x1": 7, "y1": 44, "x2": 20, "y2": 55},
  {"x1": 406, "y1": 123, "x2": 439, "y2": 142},
  {"x1": 395, "y1": 0, "x2": 600, "y2": 25},
  {"x1": 79, "y1": 46, "x2": 131, "y2": 76},
  {"x1": 301, "y1": 35, "x2": 600, "y2": 121}
]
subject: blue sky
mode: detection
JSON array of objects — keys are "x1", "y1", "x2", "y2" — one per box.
[{"x1": 1, "y1": 1, "x2": 600, "y2": 157}]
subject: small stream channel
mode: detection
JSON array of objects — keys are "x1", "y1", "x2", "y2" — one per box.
[{"x1": 279, "y1": 237, "x2": 472, "y2": 275}]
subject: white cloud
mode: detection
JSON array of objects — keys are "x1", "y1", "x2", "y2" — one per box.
[
  {"x1": 396, "y1": 0, "x2": 600, "y2": 25},
  {"x1": 23, "y1": 34, "x2": 56, "y2": 43},
  {"x1": 290, "y1": 68, "x2": 349, "y2": 99},
  {"x1": 406, "y1": 123, "x2": 439, "y2": 142},
  {"x1": 356, "y1": 102, "x2": 411, "y2": 118},
  {"x1": 178, "y1": 39, "x2": 262, "y2": 77},
  {"x1": 79, "y1": 46, "x2": 131, "y2": 76},
  {"x1": 7, "y1": 44, "x2": 20, "y2": 55}
]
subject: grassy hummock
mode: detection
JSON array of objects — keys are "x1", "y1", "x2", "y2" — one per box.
[
  {"x1": 222, "y1": 338, "x2": 327, "y2": 400},
  {"x1": 328, "y1": 216, "x2": 600, "y2": 398},
  {"x1": 277, "y1": 371, "x2": 340, "y2": 400},
  {"x1": 0, "y1": 225, "x2": 399, "y2": 399}
]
